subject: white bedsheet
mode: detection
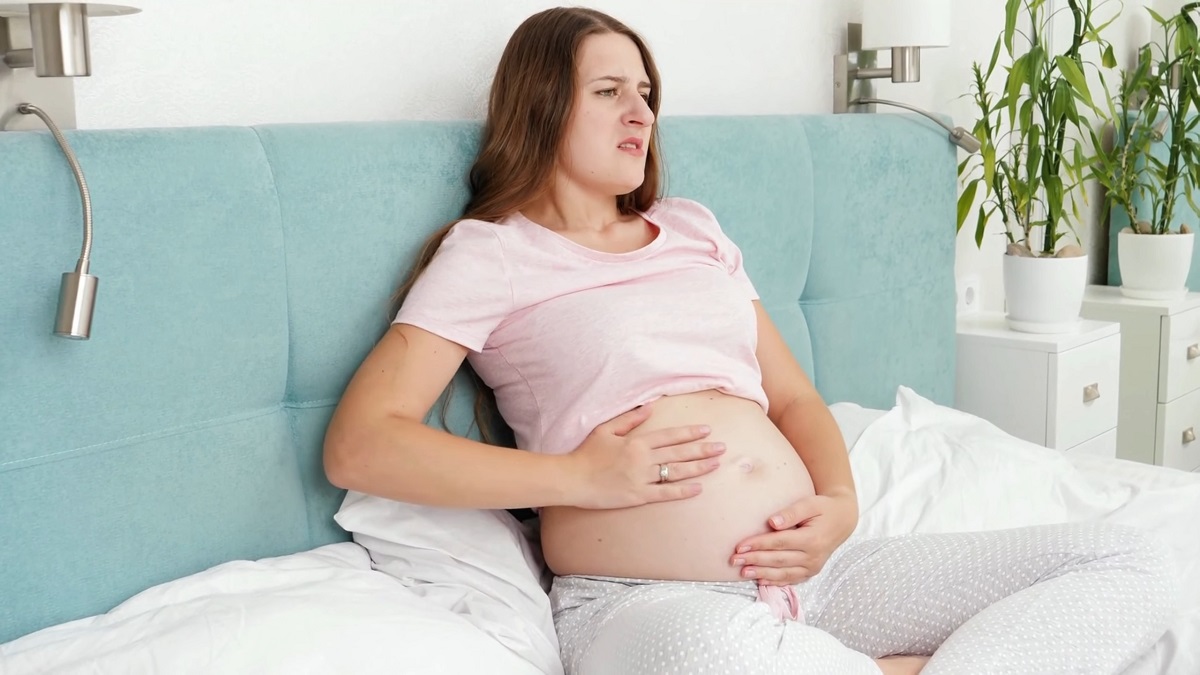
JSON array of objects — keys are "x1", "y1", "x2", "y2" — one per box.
[
  {"x1": 5, "y1": 388, "x2": 1198, "y2": 674},
  {"x1": 847, "y1": 387, "x2": 1200, "y2": 675}
]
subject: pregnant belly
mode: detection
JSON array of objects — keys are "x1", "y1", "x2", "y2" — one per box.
[{"x1": 539, "y1": 390, "x2": 816, "y2": 582}]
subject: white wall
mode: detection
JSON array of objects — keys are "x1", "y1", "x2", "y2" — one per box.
[
  {"x1": 75, "y1": 0, "x2": 854, "y2": 125},
  {"x1": 68, "y1": 0, "x2": 1152, "y2": 314}
]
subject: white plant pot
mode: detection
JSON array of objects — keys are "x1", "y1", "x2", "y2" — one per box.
[
  {"x1": 1118, "y1": 229, "x2": 1194, "y2": 300},
  {"x1": 1002, "y1": 253, "x2": 1089, "y2": 334}
]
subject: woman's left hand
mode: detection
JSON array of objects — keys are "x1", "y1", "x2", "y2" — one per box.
[{"x1": 730, "y1": 490, "x2": 858, "y2": 586}]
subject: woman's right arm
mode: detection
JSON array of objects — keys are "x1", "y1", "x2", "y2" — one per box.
[{"x1": 323, "y1": 323, "x2": 723, "y2": 510}]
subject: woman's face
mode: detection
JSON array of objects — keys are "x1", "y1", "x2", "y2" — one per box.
[{"x1": 556, "y1": 32, "x2": 655, "y2": 200}]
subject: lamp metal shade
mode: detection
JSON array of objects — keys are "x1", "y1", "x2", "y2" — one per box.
[
  {"x1": 861, "y1": 0, "x2": 952, "y2": 49},
  {"x1": 0, "y1": 3, "x2": 138, "y2": 76},
  {"x1": 0, "y1": 2, "x2": 140, "y2": 19},
  {"x1": 30, "y1": 2, "x2": 90, "y2": 76},
  {"x1": 55, "y1": 270, "x2": 98, "y2": 339}
]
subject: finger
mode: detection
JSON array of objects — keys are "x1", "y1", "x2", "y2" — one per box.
[
  {"x1": 658, "y1": 441, "x2": 727, "y2": 464},
  {"x1": 770, "y1": 496, "x2": 823, "y2": 530},
  {"x1": 733, "y1": 550, "x2": 807, "y2": 569},
  {"x1": 635, "y1": 424, "x2": 712, "y2": 448},
  {"x1": 647, "y1": 482, "x2": 704, "y2": 503},
  {"x1": 741, "y1": 565, "x2": 811, "y2": 584},
  {"x1": 654, "y1": 456, "x2": 721, "y2": 484},
  {"x1": 736, "y1": 529, "x2": 814, "y2": 553},
  {"x1": 604, "y1": 404, "x2": 653, "y2": 436}
]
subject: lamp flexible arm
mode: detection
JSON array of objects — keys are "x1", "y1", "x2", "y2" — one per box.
[
  {"x1": 852, "y1": 97, "x2": 981, "y2": 153},
  {"x1": 17, "y1": 103, "x2": 93, "y2": 275}
]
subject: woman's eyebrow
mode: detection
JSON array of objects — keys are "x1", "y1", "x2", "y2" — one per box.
[{"x1": 588, "y1": 75, "x2": 652, "y2": 89}]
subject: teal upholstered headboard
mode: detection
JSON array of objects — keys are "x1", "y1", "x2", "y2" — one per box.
[{"x1": 0, "y1": 114, "x2": 956, "y2": 643}]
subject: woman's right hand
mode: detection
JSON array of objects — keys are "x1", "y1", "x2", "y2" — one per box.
[{"x1": 563, "y1": 403, "x2": 725, "y2": 509}]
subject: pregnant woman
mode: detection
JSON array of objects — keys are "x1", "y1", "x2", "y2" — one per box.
[{"x1": 323, "y1": 7, "x2": 1177, "y2": 674}]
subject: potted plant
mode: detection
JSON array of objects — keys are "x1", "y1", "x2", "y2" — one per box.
[
  {"x1": 958, "y1": 0, "x2": 1110, "y2": 333},
  {"x1": 1091, "y1": 4, "x2": 1200, "y2": 300}
]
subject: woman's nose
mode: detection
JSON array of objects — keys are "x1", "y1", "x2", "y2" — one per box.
[{"x1": 625, "y1": 96, "x2": 654, "y2": 127}]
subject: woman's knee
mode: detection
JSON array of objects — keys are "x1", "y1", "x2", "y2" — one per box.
[{"x1": 1082, "y1": 522, "x2": 1180, "y2": 622}]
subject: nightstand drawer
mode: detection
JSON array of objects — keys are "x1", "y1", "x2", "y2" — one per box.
[
  {"x1": 1157, "y1": 388, "x2": 1200, "y2": 472},
  {"x1": 1050, "y1": 334, "x2": 1121, "y2": 450},
  {"x1": 1160, "y1": 307, "x2": 1200, "y2": 402},
  {"x1": 1065, "y1": 428, "x2": 1117, "y2": 459}
]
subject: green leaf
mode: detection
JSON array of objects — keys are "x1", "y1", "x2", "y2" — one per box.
[
  {"x1": 986, "y1": 38, "x2": 1003, "y2": 81},
  {"x1": 1051, "y1": 79, "x2": 1070, "y2": 124},
  {"x1": 1007, "y1": 54, "x2": 1028, "y2": 126},
  {"x1": 1056, "y1": 55, "x2": 1096, "y2": 111},
  {"x1": 984, "y1": 144, "x2": 996, "y2": 189},
  {"x1": 1102, "y1": 44, "x2": 1117, "y2": 69},
  {"x1": 975, "y1": 206, "x2": 989, "y2": 248},
  {"x1": 1028, "y1": 125, "x2": 1043, "y2": 177},
  {"x1": 957, "y1": 180, "x2": 979, "y2": 232},
  {"x1": 1004, "y1": 0, "x2": 1019, "y2": 55}
]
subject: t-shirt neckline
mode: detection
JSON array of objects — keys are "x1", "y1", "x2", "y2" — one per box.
[{"x1": 511, "y1": 208, "x2": 666, "y2": 262}]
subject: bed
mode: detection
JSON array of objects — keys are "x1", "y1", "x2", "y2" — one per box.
[{"x1": 1, "y1": 114, "x2": 1197, "y2": 674}]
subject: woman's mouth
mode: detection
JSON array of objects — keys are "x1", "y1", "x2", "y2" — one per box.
[{"x1": 618, "y1": 137, "x2": 644, "y2": 157}]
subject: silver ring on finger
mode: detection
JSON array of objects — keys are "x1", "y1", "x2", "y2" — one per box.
[{"x1": 658, "y1": 463, "x2": 670, "y2": 483}]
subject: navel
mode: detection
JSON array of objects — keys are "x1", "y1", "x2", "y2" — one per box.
[{"x1": 735, "y1": 456, "x2": 758, "y2": 473}]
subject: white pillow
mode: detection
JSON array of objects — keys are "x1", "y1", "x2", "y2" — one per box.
[
  {"x1": 828, "y1": 400, "x2": 888, "y2": 452},
  {"x1": 848, "y1": 386, "x2": 1134, "y2": 538},
  {"x1": 333, "y1": 492, "x2": 563, "y2": 675}
]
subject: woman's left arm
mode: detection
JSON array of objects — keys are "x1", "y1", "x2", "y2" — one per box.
[
  {"x1": 755, "y1": 300, "x2": 856, "y2": 500},
  {"x1": 732, "y1": 301, "x2": 859, "y2": 583}
]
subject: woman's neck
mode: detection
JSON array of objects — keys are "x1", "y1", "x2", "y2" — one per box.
[{"x1": 522, "y1": 182, "x2": 623, "y2": 233}]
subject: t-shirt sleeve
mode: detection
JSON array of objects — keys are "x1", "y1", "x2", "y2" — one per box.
[
  {"x1": 714, "y1": 223, "x2": 760, "y2": 301},
  {"x1": 670, "y1": 198, "x2": 760, "y2": 301},
  {"x1": 392, "y1": 219, "x2": 514, "y2": 352}
]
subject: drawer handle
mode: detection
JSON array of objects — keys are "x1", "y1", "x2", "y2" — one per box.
[
  {"x1": 1184, "y1": 428, "x2": 1196, "y2": 444},
  {"x1": 1189, "y1": 344, "x2": 1200, "y2": 360},
  {"x1": 1082, "y1": 383, "x2": 1100, "y2": 403}
]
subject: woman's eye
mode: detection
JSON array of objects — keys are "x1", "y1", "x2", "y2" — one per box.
[
  {"x1": 640, "y1": 92, "x2": 651, "y2": 102},
  {"x1": 597, "y1": 88, "x2": 617, "y2": 97}
]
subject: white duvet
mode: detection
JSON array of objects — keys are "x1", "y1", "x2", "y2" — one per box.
[
  {"x1": 3, "y1": 387, "x2": 1198, "y2": 674},
  {"x1": 844, "y1": 388, "x2": 1200, "y2": 675},
  {"x1": 0, "y1": 543, "x2": 544, "y2": 675}
]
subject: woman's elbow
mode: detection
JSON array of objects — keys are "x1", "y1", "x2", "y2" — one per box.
[{"x1": 322, "y1": 420, "x2": 363, "y2": 490}]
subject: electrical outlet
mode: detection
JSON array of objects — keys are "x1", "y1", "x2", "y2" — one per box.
[{"x1": 956, "y1": 275, "x2": 982, "y2": 315}]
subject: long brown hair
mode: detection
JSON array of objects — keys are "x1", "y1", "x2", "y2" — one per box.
[{"x1": 394, "y1": 7, "x2": 665, "y2": 444}]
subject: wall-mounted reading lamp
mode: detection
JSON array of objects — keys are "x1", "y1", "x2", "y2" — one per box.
[
  {"x1": 2, "y1": 2, "x2": 138, "y2": 76},
  {"x1": 833, "y1": 0, "x2": 980, "y2": 154},
  {"x1": 1, "y1": 2, "x2": 140, "y2": 339}
]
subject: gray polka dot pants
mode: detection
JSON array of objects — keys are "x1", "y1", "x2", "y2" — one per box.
[{"x1": 549, "y1": 522, "x2": 1177, "y2": 674}]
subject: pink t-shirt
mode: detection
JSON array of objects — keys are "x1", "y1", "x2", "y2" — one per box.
[{"x1": 394, "y1": 197, "x2": 767, "y2": 455}]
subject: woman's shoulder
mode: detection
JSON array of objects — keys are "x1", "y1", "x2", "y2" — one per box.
[
  {"x1": 647, "y1": 196, "x2": 718, "y2": 221},
  {"x1": 445, "y1": 216, "x2": 507, "y2": 237},
  {"x1": 646, "y1": 196, "x2": 727, "y2": 239},
  {"x1": 440, "y1": 215, "x2": 526, "y2": 250}
]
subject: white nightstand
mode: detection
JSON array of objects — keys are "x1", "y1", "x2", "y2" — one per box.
[
  {"x1": 955, "y1": 312, "x2": 1121, "y2": 459},
  {"x1": 1081, "y1": 285, "x2": 1200, "y2": 471}
]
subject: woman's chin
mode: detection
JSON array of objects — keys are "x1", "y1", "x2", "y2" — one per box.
[{"x1": 608, "y1": 175, "x2": 646, "y2": 197}]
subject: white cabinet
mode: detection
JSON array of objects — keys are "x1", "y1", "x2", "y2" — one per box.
[
  {"x1": 955, "y1": 312, "x2": 1121, "y2": 459},
  {"x1": 1081, "y1": 285, "x2": 1200, "y2": 471}
]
